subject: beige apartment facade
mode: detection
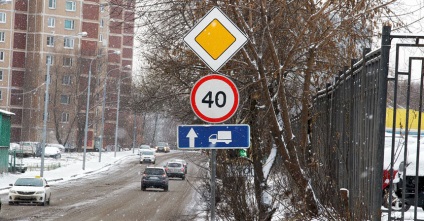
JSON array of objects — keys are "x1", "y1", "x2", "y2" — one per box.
[{"x1": 0, "y1": 0, "x2": 134, "y2": 150}]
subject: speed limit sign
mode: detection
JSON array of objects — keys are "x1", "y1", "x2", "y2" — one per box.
[{"x1": 191, "y1": 74, "x2": 239, "y2": 123}]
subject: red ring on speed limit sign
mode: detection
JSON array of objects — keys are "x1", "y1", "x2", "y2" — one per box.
[{"x1": 190, "y1": 74, "x2": 239, "y2": 123}]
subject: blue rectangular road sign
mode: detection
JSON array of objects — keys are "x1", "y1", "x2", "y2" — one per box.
[{"x1": 178, "y1": 124, "x2": 250, "y2": 149}]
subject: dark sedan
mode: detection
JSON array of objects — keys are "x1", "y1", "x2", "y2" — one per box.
[{"x1": 141, "y1": 167, "x2": 169, "y2": 191}]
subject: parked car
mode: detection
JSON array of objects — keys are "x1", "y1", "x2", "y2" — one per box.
[
  {"x1": 140, "y1": 150, "x2": 156, "y2": 164},
  {"x1": 105, "y1": 144, "x2": 121, "y2": 152},
  {"x1": 18, "y1": 141, "x2": 39, "y2": 157},
  {"x1": 170, "y1": 159, "x2": 188, "y2": 174},
  {"x1": 394, "y1": 141, "x2": 424, "y2": 211},
  {"x1": 47, "y1": 143, "x2": 65, "y2": 152},
  {"x1": 138, "y1": 144, "x2": 152, "y2": 155},
  {"x1": 45, "y1": 146, "x2": 61, "y2": 159},
  {"x1": 35, "y1": 146, "x2": 61, "y2": 159},
  {"x1": 9, "y1": 143, "x2": 20, "y2": 151},
  {"x1": 164, "y1": 161, "x2": 185, "y2": 180},
  {"x1": 95, "y1": 146, "x2": 106, "y2": 152},
  {"x1": 8, "y1": 176, "x2": 51, "y2": 206},
  {"x1": 141, "y1": 167, "x2": 169, "y2": 191},
  {"x1": 64, "y1": 144, "x2": 76, "y2": 152},
  {"x1": 8, "y1": 162, "x2": 27, "y2": 173},
  {"x1": 155, "y1": 142, "x2": 170, "y2": 153},
  {"x1": 382, "y1": 133, "x2": 424, "y2": 211}
]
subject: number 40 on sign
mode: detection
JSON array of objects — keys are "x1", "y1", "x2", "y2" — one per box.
[{"x1": 190, "y1": 74, "x2": 239, "y2": 123}]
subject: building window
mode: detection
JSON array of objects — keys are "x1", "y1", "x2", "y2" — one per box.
[
  {"x1": 0, "y1": 70, "x2": 3, "y2": 81},
  {"x1": 61, "y1": 112, "x2": 69, "y2": 122},
  {"x1": 44, "y1": 75, "x2": 52, "y2": 83},
  {"x1": 99, "y1": 34, "x2": 103, "y2": 42},
  {"x1": 63, "y1": 37, "x2": 74, "y2": 48},
  {"x1": 61, "y1": 95, "x2": 70, "y2": 104},
  {"x1": 48, "y1": 0, "x2": 56, "y2": 9},
  {"x1": 0, "y1": 51, "x2": 4, "y2": 61},
  {"x1": 0, "y1": 32, "x2": 5, "y2": 42},
  {"x1": 0, "y1": 90, "x2": 2, "y2": 100},
  {"x1": 100, "y1": 4, "x2": 105, "y2": 12},
  {"x1": 63, "y1": 57, "x2": 73, "y2": 67},
  {"x1": 100, "y1": 19, "x2": 104, "y2": 28},
  {"x1": 42, "y1": 112, "x2": 51, "y2": 121},
  {"x1": 62, "y1": 75, "x2": 71, "y2": 85},
  {"x1": 0, "y1": 13, "x2": 6, "y2": 23},
  {"x1": 44, "y1": 93, "x2": 52, "y2": 102},
  {"x1": 47, "y1": 36, "x2": 54, "y2": 47},
  {"x1": 64, "y1": 20, "x2": 75, "y2": 30},
  {"x1": 46, "y1": 55, "x2": 53, "y2": 65},
  {"x1": 48, "y1": 17, "x2": 55, "y2": 27},
  {"x1": 65, "y1": 1, "x2": 76, "y2": 11}
]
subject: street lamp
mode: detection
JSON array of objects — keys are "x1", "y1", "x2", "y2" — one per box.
[
  {"x1": 82, "y1": 49, "x2": 120, "y2": 170},
  {"x1": 114, "y1": 74, "x2": 132, "y2": 157},
  {"x1": 99, "y1": 64, "x2": 131, "y2": 162},
  {"x1": 40, "y1": 32, "x2": 88, "y2": 177}
]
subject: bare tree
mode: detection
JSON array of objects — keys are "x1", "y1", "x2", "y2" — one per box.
[{"x1": 120, "y1": 0, "x2": 400, "y2": 219}]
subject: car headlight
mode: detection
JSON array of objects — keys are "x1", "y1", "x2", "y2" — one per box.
[
  {"x1": 9, "y1": 190, "x2": 17, "y2": 194},
  {"x1": 35, "y1": 191, "x2": 45, "y2": 194}
]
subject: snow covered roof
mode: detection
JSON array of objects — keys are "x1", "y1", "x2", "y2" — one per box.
[{"x1": 0, "y1": 109, "x2": 15, "y2": 116}]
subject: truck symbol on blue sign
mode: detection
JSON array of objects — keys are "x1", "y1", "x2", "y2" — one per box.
[
  {"x1": 178, "y1": 125, "x2": 250, "y2": 149},
  {"x1": 209, "y1": 131, "x2": 232, "y2": 144}
]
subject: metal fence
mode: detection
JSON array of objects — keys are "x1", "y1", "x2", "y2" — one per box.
[{"x1": 306, "y1": 26, "x2": 391, "y2": 220}]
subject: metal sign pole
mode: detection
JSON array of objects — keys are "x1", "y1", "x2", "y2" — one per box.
[{"x1": 211, "y1": 149, "x2": 216, "y2": 221}]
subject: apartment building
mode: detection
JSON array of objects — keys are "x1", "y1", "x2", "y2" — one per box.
[{"x1": 0, "y1": 0, "x2": 134, "y2": 150}]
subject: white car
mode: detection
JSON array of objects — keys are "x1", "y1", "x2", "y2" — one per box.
[
  {"x1": 140, "y1": 150, "x2": 156, "y2": 164},
  {"x1": 8, "y1": 177, "x2": 52, "y2": 206},
  {"x1": 47, "y1": 143, "x2": 65, "y2": 152},
  {"x1": 44, "y1": 146, "x2": 61, "y2": 159},
  {"x1": 170, "y1": 159, "x2": 188, "y2": 174},
  {"x1": 138, "y1": 144, "x2": 152, "y2": 155}
]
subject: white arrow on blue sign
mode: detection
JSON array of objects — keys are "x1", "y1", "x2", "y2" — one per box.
[{"x1": 177, "y1": 124, "x2": 250, "y2": 149}]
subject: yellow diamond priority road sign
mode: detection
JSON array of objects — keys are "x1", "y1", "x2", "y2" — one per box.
[{"x1": 184, "y1": 7, "x2": 248, "y2": 72}]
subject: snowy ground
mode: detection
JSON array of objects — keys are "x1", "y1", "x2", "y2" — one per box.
[
  {"x1": 2, "y1": 135, "x2": 424, "y2": 220},
  {"x1": 0, "y1": 150, "x2": 139, "y2": 194},
  {"x1": 0, "y1": 149, "x2": 207, "y2": 220}
]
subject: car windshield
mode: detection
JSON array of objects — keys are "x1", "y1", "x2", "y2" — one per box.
[
  {"x1": 168, "y1": 163, "x2": 182, "y2": 167},
  {"x1": 145, "y1": 168, "x2": 164, "y2": 175},
  {"x1": 140, "y1": 145, "x2": 150, "y2": 149},
  {"x1": 157, "y1": 142, "x2": 167, "y2": 146},
  {"x1": 142, "y1": 151, "x2": 154, "y2": 155},
  {"x1": 174, "y1": 160, "x2": 185, "y2": 164},
  {"x1": 15, "y1": 178, "x2": 43, "y2": 187}
]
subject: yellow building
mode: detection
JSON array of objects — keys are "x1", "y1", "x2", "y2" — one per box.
[{"x1": 386, "y1": 108, "x2": 424, "y2": 131}]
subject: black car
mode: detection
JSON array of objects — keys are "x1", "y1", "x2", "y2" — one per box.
[{"x1": 141, "y1": 167, "x2": 169, "y2": 191}]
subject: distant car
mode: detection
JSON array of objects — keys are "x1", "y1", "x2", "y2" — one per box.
[
  {"x1": 36, "y1": 146, "x2": 61, "y2": 159},
  {"x1": 9, "y1": 143, "x2": 20, "y2": 150},
  {"x1": 164, "y1": 161, "x2": 185, "y2": 180},
  {"x1": 64, "y1": 144, "x2": 76, "y2": 152},
  {"x1": 170, "y1": 159, "x2": 188, "y2": 174},
  {"x1": 18, "y1": 141, "x2": 39, "y2": 157},
  {"x1": 155, "y1": 142, "x2": 170, "y2": 153},
  {"x1": 8, "y1": 176, "x2": 52, "y2": 206},
  {"x1": 140, "y1": 150, "x2": 156, "y2": 164},
  {"x1": 47, "y1": 143, "x2": 65, "y2": 152},
  {"x1": 105, "y1": 144, "x2": 121, "y2": 152},
  {"x1": 138, "y1": 144, "x2": 151, "y2": 155},
  {"x1": 45, "y1": 146, "x2": 61, "y2": 159},
  {"x1": 8, "y1": 162, "x2": 27, "y2": 173},
  {"x1": 141, "y1": 167, "x2": 169, "y2": 191},
  {"x1": 95, "y1": 146, "x2": 106, "y2": 152}
]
